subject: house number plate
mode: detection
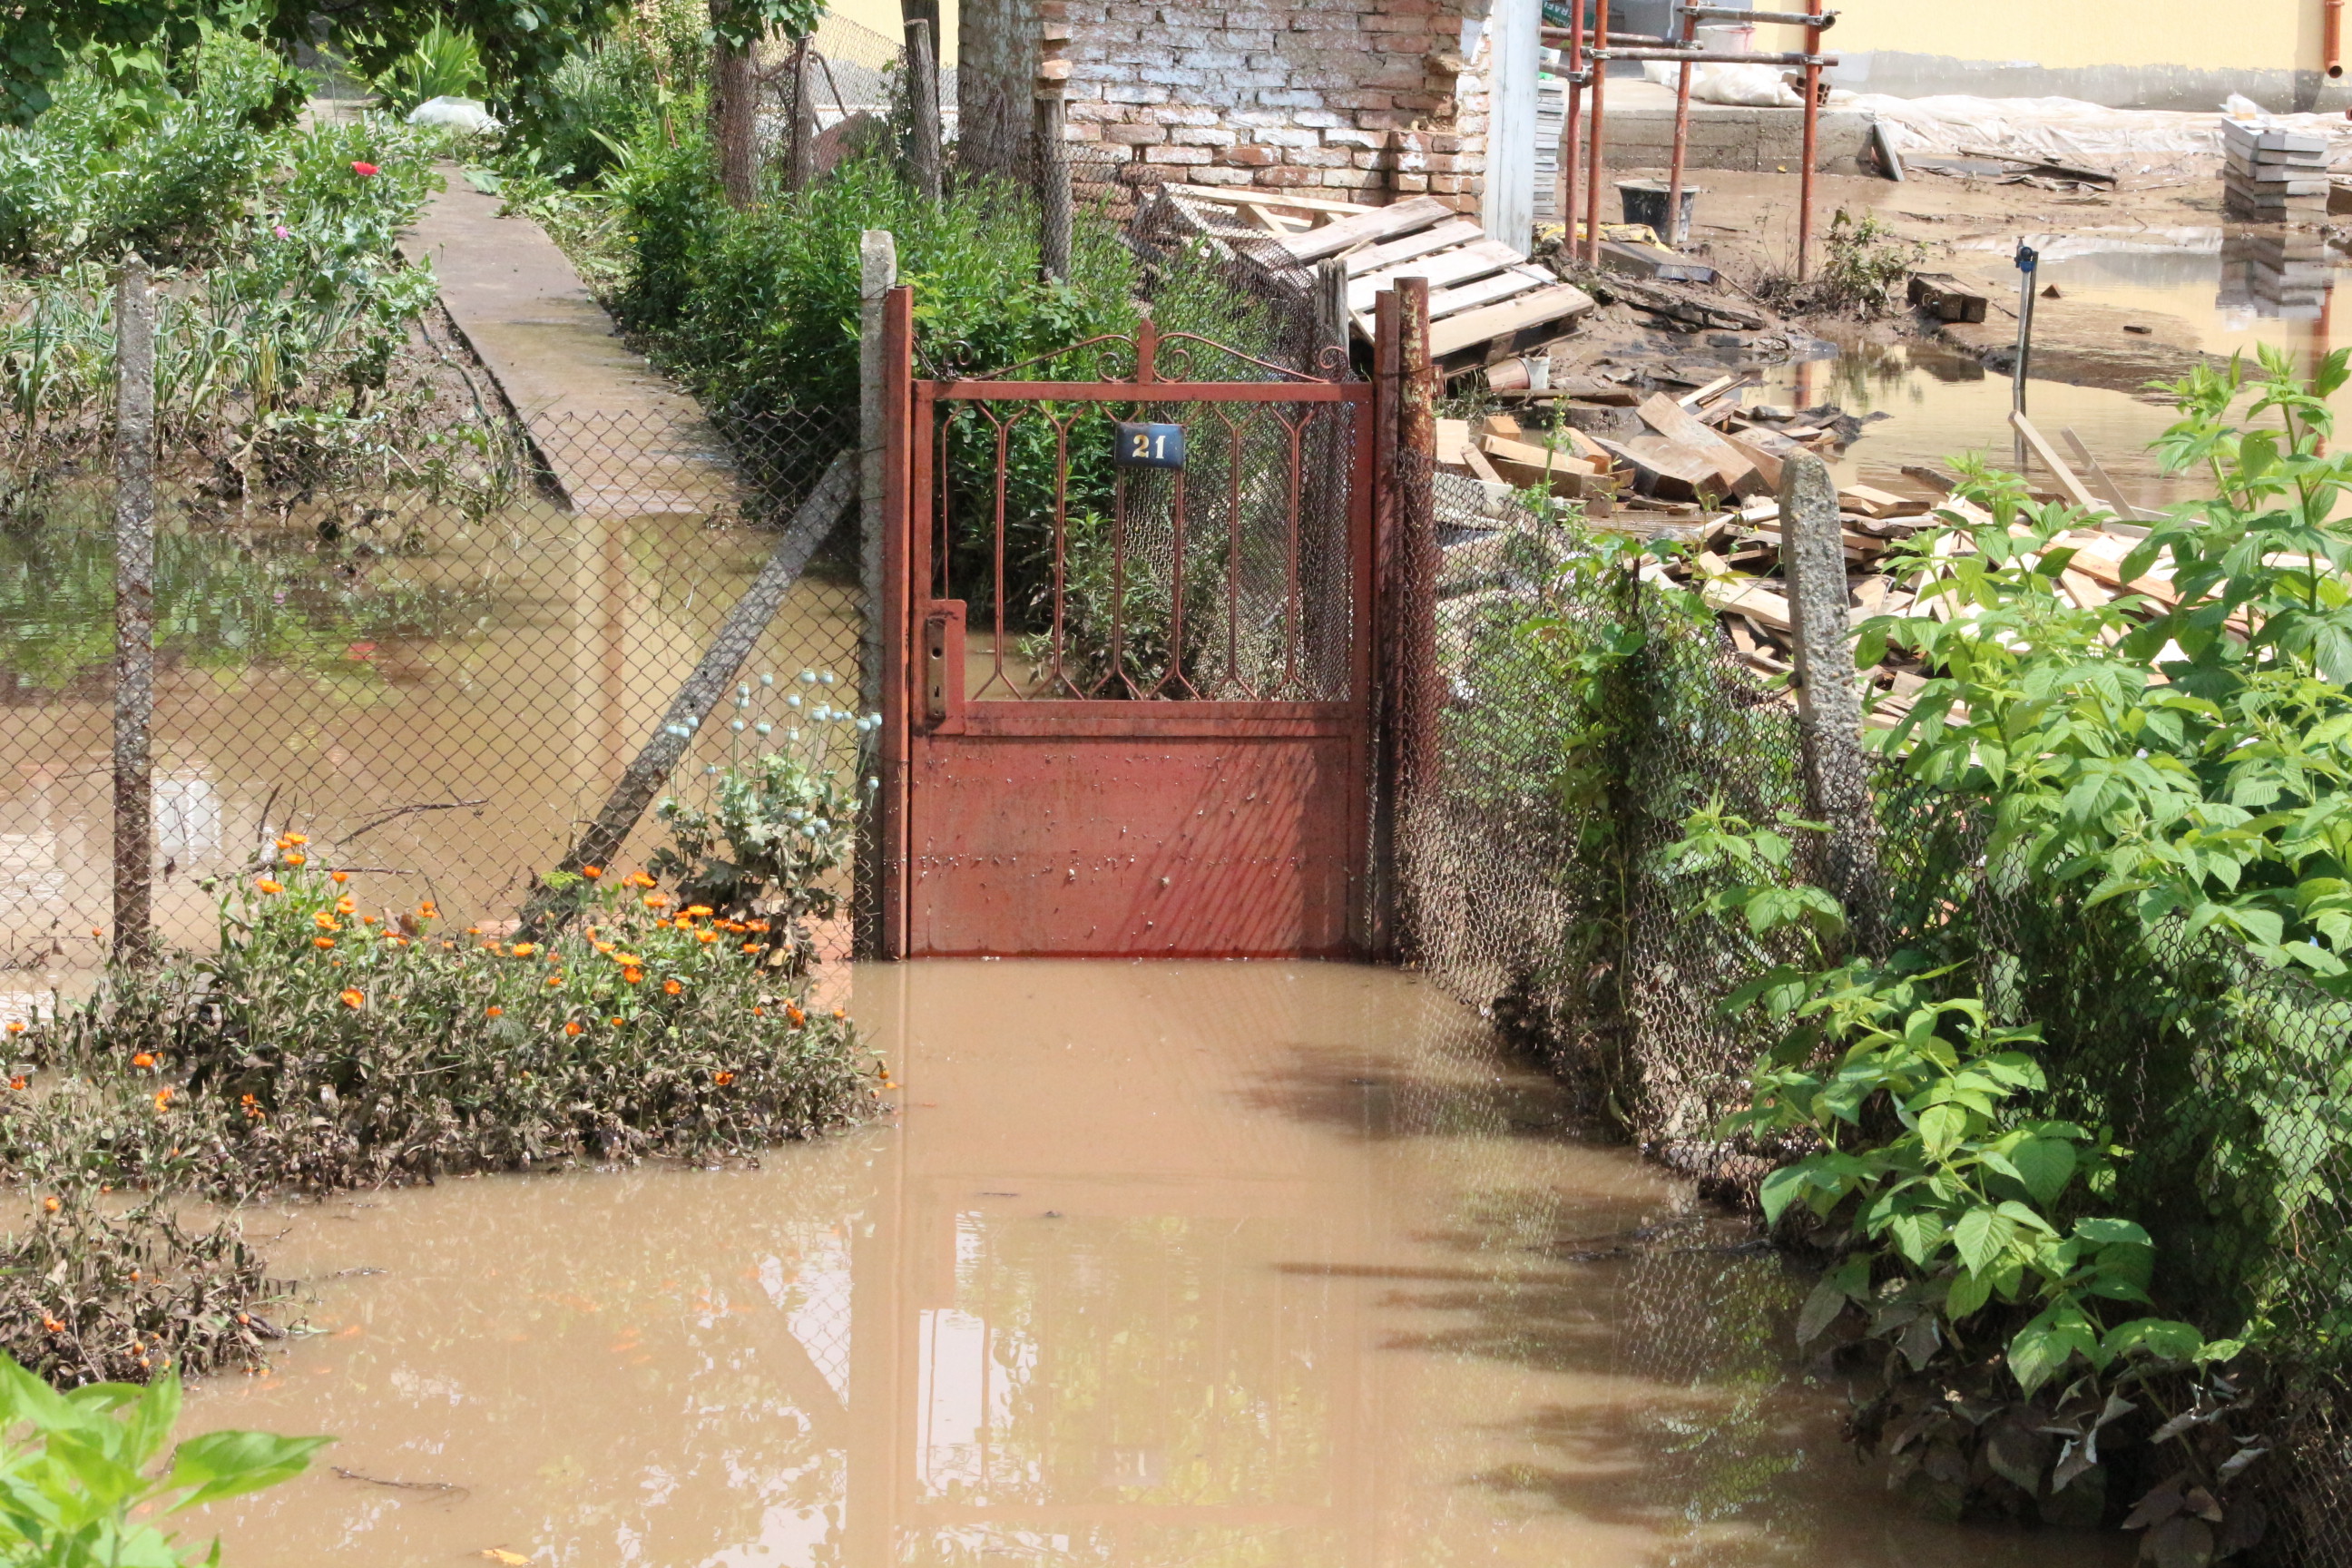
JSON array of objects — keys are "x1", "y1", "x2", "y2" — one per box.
[{"x1": 1112, "y1": 421, "x2": 1186, "y2": 469}]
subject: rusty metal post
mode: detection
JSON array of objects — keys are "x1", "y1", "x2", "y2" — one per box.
[
  {"x1": 1368, "y1": 289, "x2": 1403, "y2": 958},
  {"x1": 1563, "y1": 4, "x2": 1583, "y2": 250},
  {"x1": 1797, "y1": 0, "x2": 1822, "y2": 279},
  {"x1": 905, "y1": 18, "x2": 943, "y2": 201},
  {"x1": 877, "y1": 284, "x2": 916, "y2": 957},
  {"x1": 1035, "y1": 93, "x2": 1073, "y2": 281},
  {"x1": 1666, "y1": 7, "x2": 1695, "y2": 246},
  {"x1": 1583, "y1": 0, "x2": 1610, "y2": 265},
  {"x1": 1781, "y1": 452, "x2": 1880, "y2": 949},
  {"x1": 112, "y1": 259, "x2": 155, "y2": 968}
]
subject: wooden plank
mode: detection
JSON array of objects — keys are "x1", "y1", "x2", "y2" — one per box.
[
  {"x1": 1637, "y1": 392, "x2": 1764, "y2": 496},
  {"x1": 1282, "y1": 195, "x2": 1454, "y2": 263},
  {"x1": 1906, "y1": 271, "x2": 1987, "y2": 323},
  {"x1": 1344, "y1": 220, "x2": 1485, "y2": 277},
  {"x1": 1838, "y1": 484, "x2": 1928, "y2": 519},
  {"x1": 1676, "y1": 373, "x2": 1741, "y2": 408},
  {"x1": 2058, "y1": 425, "x2": 2149, "y2": 524},
  {"x1": 1435, "y1": 416, "x2": 1470, "y2": 467},
  {"x1": 1348, "y1": 240, "x2": 1525, "y2": 312},
  {"x1": 1427, "y1": 266, "x2": 1552, "y2": 322},
  {"x1": 1702, "y1": 575, "x2": 1794, "y2": 632},
  {"x1": 1427, "y1": 282, "x2": 1597, "y2": 359},
  {"x1": 1165, "y1": 182, "x2": 1379, "y2": 218},
  {"x1": 2009, "y1": 411, "x2": 2106, "y2": 514},
  {"x1": 1720, "y1": 430, "x2": 1783, "y2": 492},
  {"x1": 1462, "y1": 444, "x2": 1505, "y2": 486},
  {"x1": 1596, "y1": 434, "x2": 1720, "y2": 501}
]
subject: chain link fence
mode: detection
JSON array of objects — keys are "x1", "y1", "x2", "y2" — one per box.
[
  {"x1": 0, "y1": 407, "x2": 864, "y2": 1004},
  {"x1": 1393, "y1": 478, "x2": 2352, "y2": 1564}
]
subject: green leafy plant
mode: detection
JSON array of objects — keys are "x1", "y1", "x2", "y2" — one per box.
[
  {"x1": 366, "y1": 20, "x2": 485, "y2": 116},
  {"x1": 0, "y1": 1355, "x2": 325, "y2": 1565}
]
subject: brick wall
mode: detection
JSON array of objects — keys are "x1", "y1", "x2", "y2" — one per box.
[{"x1": 960, "y1": 0, "x2": 1502, "y2": 212}]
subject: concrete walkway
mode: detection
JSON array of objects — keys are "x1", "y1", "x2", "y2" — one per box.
[{"x1": 400, "y1": 168, "x2": 734, "y2": 517}]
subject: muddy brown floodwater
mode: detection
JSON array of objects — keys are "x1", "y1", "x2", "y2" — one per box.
[{"x1": 178, "y1": 961, "x2": 2123, "y2": 1568}]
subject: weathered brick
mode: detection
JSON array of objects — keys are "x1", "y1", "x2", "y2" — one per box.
[
  {"x1": 1285, "y1": 144, "x2": 1354, "y2": 167},
  {"x1": 1327, "y1": 88, "x2": 1394, "y2": 111},
  {"x1": 1428, "y1": 172, "x2": 1470, "y2": 193},
  {"x1": 1251, "y1": 124, "x2": 1319, "y2": 148},
  {"x1": 1188, "y1": 164, "x2": 1257, "y2": 184},
  {"x1": 1100, "y1": 121, "x2": 1169, "y2": 143},
  {"x1": 1250, "y1": 165, "x2": 1317, "y2": 186},
  {"x1": 1141, "y1": 103, "x2": 1221, "y2": 124},
  {"x1": 1219, "y1": 143, "x2": 1281, "y2": 165},
  {"x1": 1425, "y1": 131, "x2": 1462, "y2": 154},
  {"x1": 1323, "y1": 126, "x2": 1382, "y2": 149},
  {"x1": 1254, "y1": 87, "x2": 1325, "y2": 108},
  {"x1": 1390, "y1": 171, "x2": 1430, "y2": 192},
  {"x1": 1141, "y1": 65, "x2": 1209, "y2": 85},
  {"x1": 1318, "y1": 167, "x2": 1385, "y2": 189},
  {"x1": 1171, "y1": 125, "x2": 1240, "y2": 144},
  {"x1": 1104, "y1": 81, "x2": 1171, "y2": 102},
  {"x1": 1143, "y1": 142, "x2": 1214, "y2": 163},
  {"x1": 1177, "y1": 47, "x2": 1249, "y2": 69},
  {"x1": 1067, "y1": 97, "x2": 1124, "y2": 120},
  {"x1": 1350, "y1": 148, "x2": 1384, "y2": 169}
]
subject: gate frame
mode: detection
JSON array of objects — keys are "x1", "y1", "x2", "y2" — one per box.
[{"x1": 872, "y1": 282, "x2": 1436, "y2": 961}]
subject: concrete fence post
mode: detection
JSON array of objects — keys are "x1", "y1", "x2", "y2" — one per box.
[
  {"x1": 1779, "y1": 451, "x2": 1882, "y2": 949},
  {"x1": 112, "y1": 258, "x2": 157, "y2": 968}
]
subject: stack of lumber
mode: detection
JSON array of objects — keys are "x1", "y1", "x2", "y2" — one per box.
[
  {"x1": 2221, "y1": 119, "x2": 2328, "y2": 223},
  {"x1": 1153, "y1": 187, "x2": 1597, "y2": 373}
]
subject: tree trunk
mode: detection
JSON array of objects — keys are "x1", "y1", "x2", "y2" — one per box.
[{"x1": 709, "y1": 2, "x2": 761, "y2": 209}]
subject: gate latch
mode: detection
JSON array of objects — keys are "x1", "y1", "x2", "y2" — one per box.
[{"x1": 922, "y1": 601, "x2": 965, "y2": 726}]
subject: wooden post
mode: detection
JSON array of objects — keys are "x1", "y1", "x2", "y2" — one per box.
[
  {"x1": 1780, "y1": 451, "x2": 1880, "y2": 949},
  {"x1": 788, "y1": 34, "x2": 818, "y2": 191},
  {"x1": 1392, "y1": 277, "x2": 1439, "y2": 965},
  {"x1": 905, "y1": 18, "x2": 944, "y2": 201},
  {"x1": 1312, "y1": 257, "x2": 1348, "y2": 368},
  {"x1": 1035, "y1": 93, "x2": 1072, "y2": 281},
  {"x1": 1483, "y1": 0, "x2": 1540, "y2": 251},
  {"x1": 855, "y1": 230, "x2": 898, "y2": 956},
  {"x1": 708, "y1": 1, "x2": 760, "y2": 208},
  {"x1": 112, "y1": 259, "x2": 155, "y2": 968}
]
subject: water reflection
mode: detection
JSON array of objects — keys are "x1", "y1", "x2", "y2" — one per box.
[{"x1": 179, "y1": 962, "x2": 2123, "y2": 1568}]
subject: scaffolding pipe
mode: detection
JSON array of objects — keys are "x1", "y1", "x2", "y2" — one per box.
[
  {"x1": 1542, "y1": 26, "x2": 1687, "y2": 45},
  {"x1": 1666, "y1": 5, "x2": 1697, "y2": 247},
  {"x1": 1563, "y1": 5, "x2": 1583, "y2": 258},
  {"x1": 1583, "y1": 0, "x2": 1609, "y2": 266},
  {"x1": 1798, "y1": 0, "x2": 1823, "y2": 279},
  {"x1": 1682, "y1": 5, "x2": 1837, "y2": 24},
  {"x1": 1587, "y1": 46, "x2": 1834, "y2": 63}
]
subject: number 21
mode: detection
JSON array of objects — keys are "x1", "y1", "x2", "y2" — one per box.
[{"x1": 1130, "y1": 430, "x2": 1167, "y2": 459}]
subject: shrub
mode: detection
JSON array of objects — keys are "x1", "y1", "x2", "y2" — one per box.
[{"x1": 0, "y1": 1356, "x2": 325, "y2": 1563}]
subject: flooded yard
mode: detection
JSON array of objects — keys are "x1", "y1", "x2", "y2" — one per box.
[{"x1": 179, "y1": 961, "x2": 2123, "y2": 1568}]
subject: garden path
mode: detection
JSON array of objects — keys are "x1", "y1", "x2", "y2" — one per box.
[{"x1": 400, "y1": 165, "x2": 734, "y2": 517}]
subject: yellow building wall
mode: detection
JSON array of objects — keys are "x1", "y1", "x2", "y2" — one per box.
[
  {"x1": 1752, "y1": 0, "x2": 2315, "y2": 74},
  {"x1": 827, "y1": 0, "x2": 960, "y2": 62}
]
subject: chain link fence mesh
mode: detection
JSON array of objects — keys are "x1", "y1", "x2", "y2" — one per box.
[
  {"x1": 1394, "y1": 477, "x2": 2352, "y2": 1564},
  {"x1": 1, "y1": 408, "x2": 864, "y2": 1007}
]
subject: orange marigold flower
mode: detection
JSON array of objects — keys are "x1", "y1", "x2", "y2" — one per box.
[
  {"x1": 564, "y1": 1020, "x2": 584, "y2": 1036},
  {"x1": 283, "y1": 853, "x2": 306, "y2": 867},
  {"x1": 695, "y1": 931, "x2": 718, "y2": 945},
  {"x1": 41, "y1": 1317, "x2": 60, "y2": 1333},
  {"x1": 625, "y1": 872, "x2": 655, "y2": 889},
  {"x1": 753, "y1": 1005, "x2": 766, "y2": 1017},
  {"x1": 622, "y1": 966, "x2": 644, "y2": 985},
  {"x1": 595, "y1": 941, "x2": 615, "y2": 954},
  {"x1": 662, "y1": 978, "x2": 682, "y2": 995},
  {"x1": 583, "y1": 866, "x2": 603, "y2": 879},
  {"x1": 152, "y1": 1089, "x2": 172, "y2": 1111},
  {"x1": 362, "y1": 915, "x2": 378, "y2": 926},
  {"x1": 671, "y1": 916, "x2": 692, "y2": 931},
  {"x1": 607, "y1": 1015, "x2": 623, "y2": 1026},
  {"x1": 613, "y1": 951, "x2": 645, "y2": 966},
  {"x1": 511, "y1": 943, "x2": 536, "y2": 958},
  {"x1": 785, "y1": 1004, "x2": 806, "y2": 1027},
  {"x1": 256, "y1": 878, "x2": 284, "y2": 895},
  {"x1": 330, "y1": 870, "x2": 348, "y2": 885},
  {"x1": 3, "y1": 1021, "x2": 21, "y2": 1036},
  {"x1": 545, "y1": 975, "x2": 563, "y2": 988},
  {"x1": 643, "y1": 893, "x2": 671, "y2": 909},
  {"x1": 282, "y1": 833, "x2": 309, "y2": 847},
  {"x1": 335, "y1": 896, "x2": 357, "y2": 915},
  {"x1": 832, "y1": 1008, "x2": 846, "y2": 1021},
  {"x1": 417, "y1": 902, "x2": 439, "y2": 920},
  {"x1": 685, "y1": 905, "x2": 713, "y2": 918},
  {"x1": 747, "y1": 919, "x2": 770, "y2": 933},
  {"x1": 312, "y1": 936, "x2": 336, "y2": 950},
  {"x1": 313, "y1": 911, "x2": 338, "y2": 931},
  {"x1": 40, "y1": 1196, "x2": 58, "y2": 1213},
  {"x1": 713, "y1": 1070, "x2": 735, "y2": 1087},
  {"x1": 7, "y1": 1077, "x2": 24, "y2": 1092},
  {"x1": 339, "y1": 988, "x2": 364, "y2": 1009},
  {"x1": 132, "y1": 1053, "x2": 154, "y2": 1068},
  {"x1": 740, "y1": 943, "x2": 760, "y2": 955},
  {"x1": 485, "y1": 1005, "x2": 503, "y2": 1017}
]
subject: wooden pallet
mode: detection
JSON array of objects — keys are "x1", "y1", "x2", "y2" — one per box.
[{"x1": 1161, "y1": 186, "x2": 1594, "y2": 370}]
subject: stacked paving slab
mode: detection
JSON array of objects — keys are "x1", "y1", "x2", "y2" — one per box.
[
  {"x1": 2220, "y1": 227, "x2": 2331, "y2": 318},
  {"x1": 2222, "y1": 119, "x2": 2328, "y2": 223}
]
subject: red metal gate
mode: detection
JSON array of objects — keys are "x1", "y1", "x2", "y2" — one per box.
[{"x1": 876, "y1": 289, "x2": 1385, "y2": 958}]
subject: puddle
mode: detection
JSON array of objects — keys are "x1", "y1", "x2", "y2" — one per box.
[
  {"x1": 179, "y1": 960, "x2": 2123, "y2": 1568},
  {"x1": 1744, "y1": 227, "x2": 2352, "y2": 508},
  {"x1": 0, "y1": 494, "x2": 858, "y2": 970}
]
